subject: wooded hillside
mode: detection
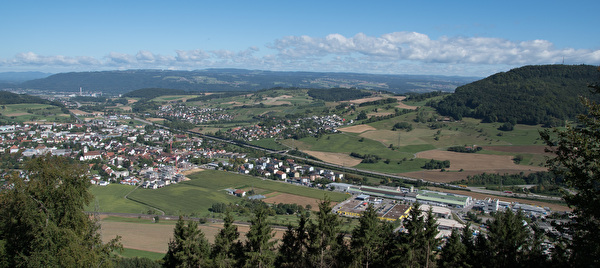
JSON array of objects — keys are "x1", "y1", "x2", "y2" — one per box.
[{"x1": 434, "y1": 64, "x2": 600, "y2": 126}]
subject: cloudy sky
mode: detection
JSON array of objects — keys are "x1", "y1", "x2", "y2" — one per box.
[{"x1": 1, "y1": 0, "x2": 598, "y2": 77}]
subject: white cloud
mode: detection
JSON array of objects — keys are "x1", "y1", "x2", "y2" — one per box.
[{"x1": 1, "y1": 32, "x2": 599, "y2": 76}]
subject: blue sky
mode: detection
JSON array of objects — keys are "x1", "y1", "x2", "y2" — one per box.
[{"x1": 1, "y1": 0, "x2": 598, "y2": 77}]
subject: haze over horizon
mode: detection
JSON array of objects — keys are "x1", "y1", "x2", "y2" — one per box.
[{"x1": 2, "y1": 0, "x2": 599, "y2": 77}]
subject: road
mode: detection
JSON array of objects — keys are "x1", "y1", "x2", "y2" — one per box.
[{"x1": 135, "y1": 117, "x2": 564, "y2": 202}]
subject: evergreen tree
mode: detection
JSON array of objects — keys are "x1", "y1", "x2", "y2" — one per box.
[
  {"x1": 275, "y1": 211, "x2": 310, "y2": 268},
  {"x1": 0, "y1": 155, "x2": 120, "y2": 267},
  {"x1": 244, "y1": 206, "x2": 276, "y2": 268},
  {"x1": 422, "y1": 207, "x2": 440, "y2": 266},
  {"x1": 350, "y1": 204, "x2": 386, "y2": 267},
  {"x1": 211, "y1": 209, "x2": 241, "y2": 268},
  {"x1": 307, "y1": 196, "x2": 342, "y2": 268},
  {"x1": 438, "y1": 229, "x2": 469, "y2": 268},
  {"x1": 397, "y1": 202, "x2": 440, "y2": 267},
  {"x1": 541, "y1": 77, "x2": 600, "y2": 267},
  {"x1": 163, "y1": 216, "x2": 210, "y2": 268}
]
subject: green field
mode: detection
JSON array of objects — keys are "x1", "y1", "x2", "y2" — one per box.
[
  {"x1": 115, "y1": 248, "x2": 165, "y2": 261},
  {"x1": 1, "y1": 103, "x2": 73, "y2": 123},
  {"x1": 94, "y1": 170, "x2": 348, "y2": 216}
]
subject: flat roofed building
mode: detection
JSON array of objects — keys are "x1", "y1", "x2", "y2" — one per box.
[{"x1": 416, "y1": 190, "x2": 472, "y2": 208}]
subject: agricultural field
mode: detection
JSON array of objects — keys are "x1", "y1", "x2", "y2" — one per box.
[
  {"x1": 100, "y1": 216, "x2": 290, "y2": 254},
  {"x1": 1, "y1": 103, "x2": 73, "y2": 123},
  {"x1": 96, "y1": 169, "x2": 347, "y2": 216}
]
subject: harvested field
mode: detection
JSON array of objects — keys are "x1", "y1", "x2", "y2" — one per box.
[
  {"x1": 127, "y1": 99, "x2": 138, "y2": 104},
  {"x1": 338, "y1": 124, "x2": 376, "y2": 133},
  {"x1": 416, "y1": 150, "x2": 547, "y2": 173},
  {"x1": 146, "y1": 118, "x2": 165, "y2": 122},
  {"x1": 303, "y1": 150, "x2": 362, "y2": 166},
  {"x1": 392, "y1": 96, "x2": 418, "y2": 110},
  {"x1": 348, "y1": 96, "x2": 383, "y2": 104},
  {"x1": 426, "y1": 187, "x2": 570, "y2": 212},
  {"x1": 263, "y1": 192, "x2": 330, "y2": 211},
  {"x1": 100, "y1": 220, "x2": 286, "y2": 253}
]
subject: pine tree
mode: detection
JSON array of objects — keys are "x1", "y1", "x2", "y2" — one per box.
[
  {"x1": 541, "y1": 75, "x2": 600, "y2": 266},
  {"x1": 438, "y1": 229, "x2": 469, "y2": 268},
  {"x1": 486, "y1": 209, "x2": 532, "y2": 267},
  {"x1": 211, "y1": 209, "x2": 241, "y2": 268},
  {"x1": 275, "y1": 211, "x2": 309, "y2": 268},
  {"x1": 307, "y1": 196, "x2": 342, "y2": 268},
  {"x1": 244, "y1": 206, "x2": 276, "y2": 268},
  {"x1": 350, "y1": 204, "x2": 385, "y2": 267},
  {"x1": 163, "y1": 216, "x2": 210, "y2": 267},
  {"x1": 423, "y1": 207, "x2": 440, "y2": 267},
  {"x1": 0, "y1": 155, "x2": 120, "y2": 267}
]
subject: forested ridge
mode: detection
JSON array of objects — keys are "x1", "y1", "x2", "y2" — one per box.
[
  {"x1": 11, "y1": 69, "x2": 474, "y2": 95},
  {"x1": 434, "y1": 64, "x2": 600, "y2": 126}
]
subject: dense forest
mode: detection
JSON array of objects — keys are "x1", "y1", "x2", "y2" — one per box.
[
  {"x1": 307, "y1": 88, "x2": 371, "y2": 101},
  {"x1": 0, "y1": 91, "x2": 53, "y2": 105},
  {"x1": 9, "y1": 69, "x2": 475, "y2": 95},
  {"x1": 434, "y1": 65, "x2": 600, "y2": 126}
]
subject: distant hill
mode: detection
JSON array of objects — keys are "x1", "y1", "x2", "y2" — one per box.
[
  {"x1": 9, "y1": 69, "x2": 476, "y2": 95},
  {"x1": 0, "y1": 90, "x2": 54, "y2": 105},
  {"x1": 434, "y1": 64, "x2": 600, "y2": 126},
  {"x1": 123, "y1": 88, "x2": 189, "y2": 99},
  {"x1": 0, "y1": 72, "x2": 52, "y2": 83}
]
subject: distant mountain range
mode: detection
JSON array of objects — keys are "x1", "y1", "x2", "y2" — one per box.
[
  {"x1": 0, "y1": 69, "x2": 478, "y2": 95},
  {"x1": 0, "y1": 71, "x2": 52, "y2": 83}
]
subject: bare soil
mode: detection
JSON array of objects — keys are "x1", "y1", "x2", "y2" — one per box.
[
  {"x1": 392, "y1": 96, "x2": 418, "y2": 110},
  {"x1": 262, "y1": 193, "x2": 330, "y2": 211},
  {"x1": 337, "y1": 124, "x2": 377, "y2": 133},
  {"x1": 303, "y1": 150, "x2": 362, "y2": 166},
  {"x1": 100, "y1": 220, "x2": 286, "y2": 253}
]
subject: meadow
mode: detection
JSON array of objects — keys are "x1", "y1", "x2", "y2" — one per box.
[
  {"x1": 93, "y1": 170, "x2": 348, "y2": 217},
  {"x1": 1, "y1": 103, "x2": 72, "y2": 123}
]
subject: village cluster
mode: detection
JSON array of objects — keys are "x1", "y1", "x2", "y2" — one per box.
[
  {"x1": 222, "y1": 114, "x2": 351, "y2": 141},
  {"x1": 156, "y1": 104, "x2": 233, "y2": 124}
]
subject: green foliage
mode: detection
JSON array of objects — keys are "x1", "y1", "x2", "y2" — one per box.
[
  {"x1": 541, "y1": 83, "x2": 600, "y2": 266},
  {"x1": 0, "y1": 91, "x2": 53, "y2": 105},
  {"x1": 392, "y1": 122, "x2": 414, "y2": 131},
  {"x1": 422, "y1": 159, "x2": 450, "y2": 169},
  {"x1": 163, "y1": 216, "x2": 210, "y2": 267},
  {"x1": 211, "y1": 209, "x2": 241, "y2": 268},
  {"x1": 124, "y1": 88, "x2": 188, "y2": 99},
  {"x1": 435, "y1": 64, "x2": 600, "y2": 125},
  {"x1": 243, "y1": 206, "x2": 276, "y2": 267},
  {"x1": 0, "y1": 155, "x2": 121, "y2": 267},
  {"x1": 447, "y1": 145, "x2": 482, "y2": 153},
  {"x1": 306, "y1": 196, "x2": 342, "y2": 268},
  {"x1": 358, "y1": 97, "x2": 398, "y2": 107},
  {"x1": 307, "y1": 88, "x2": 370, "y2": 101},
  {"x1": 453, "y1": 171, "x2": 560, "y2": 186}
]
